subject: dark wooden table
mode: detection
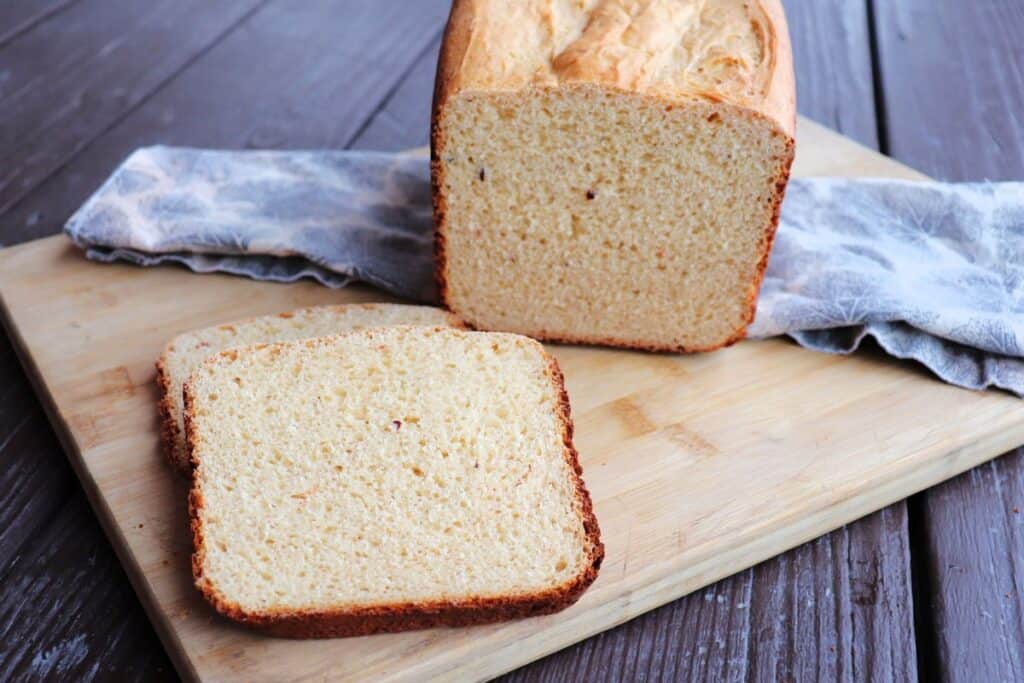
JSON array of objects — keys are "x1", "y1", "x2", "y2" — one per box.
[{"x1": 1, "y1": 1, "x2": 1022, "y2": 680}]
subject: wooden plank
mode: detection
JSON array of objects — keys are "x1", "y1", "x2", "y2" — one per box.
[
  {"x1": 0, "y1": 0, "x2": 78, "y2": 47},
  {"x1": 873, "y1": 0, "x2": 1024, "y2": 181},
  {"x1": 0, "y1": 0, "x2": 267, "y2": 225},
  {"x1": 0, "y1": 492, "x2": 175, "y2": 682},
  {"x1": 0, "y1": 335, "x2": 73, "y2": 570},
  {"x1": 873, "y1": 2, "x2": 1024, "y2": 679},
  {"x1": 0, "y1": 0, "x2": 451, "y2": 247},
  {"x1": 784, "y1": 0, "x2": 879, "y2": 148},
  {"x1": 913, "y1": 452, "x2": 1024, "y2": 682},
  {"x1": 0, "y1": 120, "x2": 1011, "y2": 682},
  {"x1": 348, "y1": 37, "x2": 443, "y2": 151}
]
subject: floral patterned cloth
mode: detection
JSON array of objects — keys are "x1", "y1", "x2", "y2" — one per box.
[{"x1": 65, "y1": 146, "x2": 1024, "y2": 395}]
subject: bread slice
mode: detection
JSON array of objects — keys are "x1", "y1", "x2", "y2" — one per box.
[
  {"x1": 431, "y1": 0, "x2": 796, "y2": 351},
  {"x1": 184, "y1": 326, "x2": 603, "y2": 637},
  {"x1": 157, "y1": 303, "x2": 463, "y2": 474}
]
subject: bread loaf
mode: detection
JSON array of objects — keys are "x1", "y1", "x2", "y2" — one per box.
[
  {"x1": 431, "y1": 0, "x2": 796, "y2": 351},
  {"x1": 156, "y1": 303, "x2": 462, "y2": 473},
  {"x1": 184, "y1": 326, "x2": 603, "y2": 637}
]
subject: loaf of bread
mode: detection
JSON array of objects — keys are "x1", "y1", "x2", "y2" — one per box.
[
  {"x1": 156, "y1": 303, "x2": 462, "y2": 473},
  {"x1": 431, "y1": 0, "x2": 796, "y2": 351},
  {"x1": 184, "y1": 327, "x2": 603, "y2": 637}
]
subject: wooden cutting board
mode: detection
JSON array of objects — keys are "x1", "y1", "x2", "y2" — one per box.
[{"x1": 2, "y1": 118, "x2": 1022, "y2": 682}]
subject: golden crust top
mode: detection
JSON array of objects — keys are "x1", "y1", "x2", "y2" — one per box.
[{"x1": 439, "y1": 0, "x2": 794, "y2": 133}]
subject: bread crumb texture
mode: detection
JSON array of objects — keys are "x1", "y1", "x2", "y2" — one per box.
[
  {"x1": 186, "y1": 327, "x2": 602, "y2": 633},
  {"x1": 157, "y1": 304, "x2": 460, "y2": 473},
  {"x1": 434, "y1": 0, "x2": 795, "y2": 351}
]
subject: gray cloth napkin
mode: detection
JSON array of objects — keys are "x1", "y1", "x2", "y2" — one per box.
[{"x1": 65, "y1": 146, "x2": 1024, "y2": 396}]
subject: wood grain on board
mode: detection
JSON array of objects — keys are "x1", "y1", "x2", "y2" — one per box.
[
  {"x1": 1, "y1": 120, "x2": 1020, "y2": 681},
  {"x1": 873, "y1": 1, "x2": 1024, "y2": 681}
]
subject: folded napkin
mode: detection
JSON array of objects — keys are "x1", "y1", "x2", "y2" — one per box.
[{"x1": 65, "y1": 147, "x2": 1024, "y2": 396}]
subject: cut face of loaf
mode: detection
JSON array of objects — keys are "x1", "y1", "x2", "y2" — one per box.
[
  {"x1": 432, "y1": 0, "x2": 796, "y2": 351},
  {"x1": 156, "y1": 303, "x2": 462, "y2": 474},
  {"x1": 185, "y1": 327, "x2": 603, "y2": 637}
]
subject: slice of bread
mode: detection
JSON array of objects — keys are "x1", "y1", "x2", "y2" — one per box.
[
  {"x1": 156, "y1": 303, "x2": 463, "y2": 474},
  {"x1": 432, "y1": 0, "x2": 796, "y2": 351},
  {"x1": 184, "y1": 326, "x2": 603, "y2": 637}
]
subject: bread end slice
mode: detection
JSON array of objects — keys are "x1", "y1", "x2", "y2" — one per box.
[
  {"x1": 156, "y1": 303, "x2": 464, "y2": 475},
  {"x1": 185, "y1": 327, "x2": 603, "y2": 637}
]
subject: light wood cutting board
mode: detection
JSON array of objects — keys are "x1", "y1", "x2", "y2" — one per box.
[{"x1": 2, "y1": 118, "x2": 1022, "y2": 682}]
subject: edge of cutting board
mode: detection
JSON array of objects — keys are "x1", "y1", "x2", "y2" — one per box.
[{"x1": 1, "y1": 117, "x2": 1014, "y2": 682}]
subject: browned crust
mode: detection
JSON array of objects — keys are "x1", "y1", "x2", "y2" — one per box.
[
  {"x1": 540, "y1": 346, "x2": 604, "y2": 582},
  {"x1": 758, "y1": 0, "x2": 798, "y2": 138},
  {"x1": 742, "y1": 135, "x2": 797, "y2": 339},
  {"x1": 185, "y1": 329, "x2": 603, "y2": 638},
  {"x1": 430, "y1": 0, "x2": 795, "y2": 353},
  {"x1": 155, "y1": 352, "x2": 186, "y2": 473},
  {"x1": 157, "y1": 304, "x2": 467, "y2": 477},
  {"x1": 429, "y1": 0, "x2": 471, "y2": 311}
]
